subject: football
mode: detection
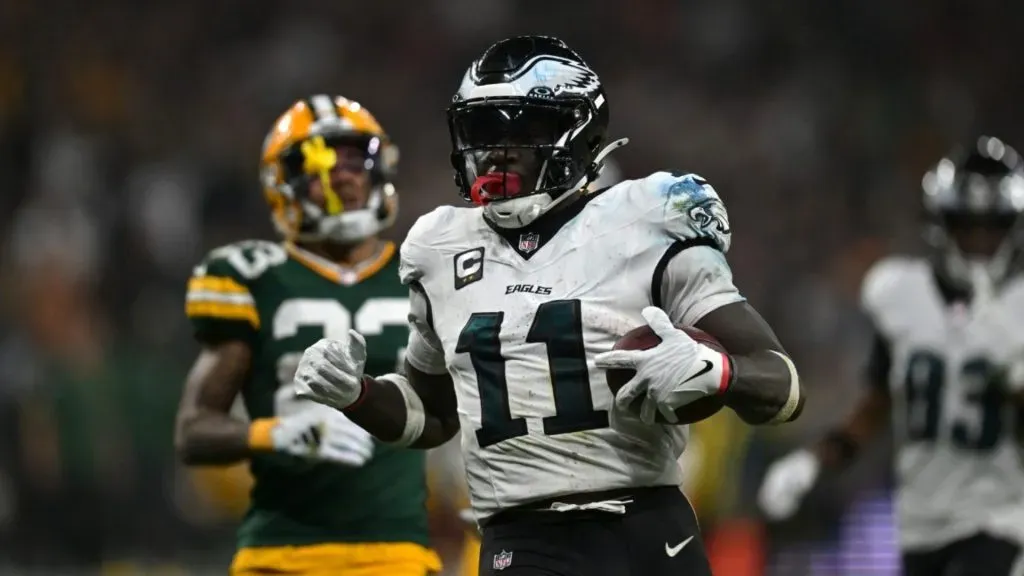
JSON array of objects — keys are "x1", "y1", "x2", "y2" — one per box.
[{"x1": 606, "y1": 324, "x2": 727, "y2": 424}]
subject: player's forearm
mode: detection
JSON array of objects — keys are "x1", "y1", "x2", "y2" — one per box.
[
  {"x1": 344, "y1": 367, "x2": 460, "y2": 450},
  {"x1": 722, "y1": 350, "x2": 804, "y2": 425},
  {"x1": 813, "y1": 387, "x2": 890, "y2": 469},
  {"x1": 177, "y1": 343, "x2": 257, "y2": 465},
  {"x1": 175, "y1": 410, "x2": 255, "y2": 465}
]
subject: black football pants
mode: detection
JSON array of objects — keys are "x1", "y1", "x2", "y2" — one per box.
[
  {"x1": 903, "y1": 532, "x2": 1022, "y2": 576},
  {"x1": 477, "y1": 486, "x2": 712, "y2": 576}
]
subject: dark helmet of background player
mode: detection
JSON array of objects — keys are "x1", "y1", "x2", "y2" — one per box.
[
  {"x1": 446, "y1": 35, "x2": 626, "y2": 229},
  {"x1": 922, "y1": 135, "x2": 1024, "y2": 292}
]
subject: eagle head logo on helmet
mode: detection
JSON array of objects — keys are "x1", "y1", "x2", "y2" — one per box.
[
  {"x1": 260, "y1": 95, "x2": 400, "y2": 245},
  {"x1": 446, "y1": 35, "x2": 627, "y2": 229}
]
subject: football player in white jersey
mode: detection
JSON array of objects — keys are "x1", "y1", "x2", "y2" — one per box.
[
  {"x1": 758, "y1": 136, "x2": 1024, "y2": 575},
  {"x1": 294, "y1": 36, "x2": 804, "y2": 576}
]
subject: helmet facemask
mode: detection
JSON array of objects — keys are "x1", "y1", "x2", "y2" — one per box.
[
  {"x1": 449, "y1": 97, "x2": 597, "y2": 215},
  {"x1": 929, "y1": 213, "x2": 1021, "y2": 297},
  {"x1": 271, "y1": 131, "x2": 397, "y2": 245}
]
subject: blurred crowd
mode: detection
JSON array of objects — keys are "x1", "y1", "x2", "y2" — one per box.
[{"x1": 2, "y1": 0, "x2": 1024, "y2": 573}]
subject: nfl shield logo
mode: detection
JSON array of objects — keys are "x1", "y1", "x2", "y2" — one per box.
[
  {"x1": 518, "y1": 232, "x2": 540, "y2": 253},
  {"x1": 492, "y1": 550, "x2": 514, "y2": 570}
]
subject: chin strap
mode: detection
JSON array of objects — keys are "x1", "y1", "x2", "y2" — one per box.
[
  {"x1": 586, "y1": 138, "x2": 629, "y2": 182},
  {"x1": 533, "y1": 137, "x2": 631, "y2": 204},
  {"x1": 477, "y1": 138, "x2": 631, "y2": 228}
]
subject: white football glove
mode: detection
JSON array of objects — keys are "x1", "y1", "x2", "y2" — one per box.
[
  {"x1": 270, "y1": 405, "x2": 375, "y2": 467},
  {"x1": 757, "y1": 449, "x2": 820, "y2": 521},
  {"x1": 1005, "y1": 357, "x2": 1024, "y2": 394},
  {"x1": 594, "y1": 306, "x2": 730, "y2": 424},
  {"x1": 294, "y1": 332, "x2": 368, "y2": 412}
]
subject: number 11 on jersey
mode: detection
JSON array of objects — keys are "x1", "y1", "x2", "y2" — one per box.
[{"x1": 456, "y1": 299, "x2": 609, "y2": 448}]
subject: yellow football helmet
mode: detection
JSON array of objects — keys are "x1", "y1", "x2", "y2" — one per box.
[{"x1": 260, "y1": 94, "x2": 399, "y2": 244}]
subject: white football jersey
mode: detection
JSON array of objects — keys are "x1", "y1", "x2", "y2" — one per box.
[
  {"x1": 862, "y1": 257, "x2": 1024, "y2": 550},
  {"x1": 400, "y1": 172, "x2": 745, "y2": 519}
]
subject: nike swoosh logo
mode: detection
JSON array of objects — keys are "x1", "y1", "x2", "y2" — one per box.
[
  {"x1": 665, "y1": 535, "x2": 694, "y2": 557},
  {"x1": 682, "y1": 361, "x2": 713, "y2": 384}
]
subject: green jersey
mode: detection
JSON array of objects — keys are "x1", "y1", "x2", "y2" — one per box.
[{"x1": 185, "y1": 240, "x2": 428, "y2": 549}]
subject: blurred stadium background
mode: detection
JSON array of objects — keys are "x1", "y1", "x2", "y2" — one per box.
[{"x1": 1, "y1": 0, "x2": 1022, "y2": 573}]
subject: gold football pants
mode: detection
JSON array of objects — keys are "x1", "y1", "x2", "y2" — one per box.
[{"x1": 230, "y1": 542, "x2": 442, "y2": 576}]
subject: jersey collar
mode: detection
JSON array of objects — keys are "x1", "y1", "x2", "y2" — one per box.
[
  {"x1": 286, "y1": 241, "x2": 395, "y2": 285},
  {"x1": 484, "y1": 187, "x2": 610, "y2": 260}
]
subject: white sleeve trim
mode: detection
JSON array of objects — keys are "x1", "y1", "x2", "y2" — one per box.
[
  {"x1": 406, "y1": 330, "x2": 448, "y2": 375},
  {"x1": 405, "y1": 286, "x2": 448, "y2": 375},
  {"x1": 659, "y1": 244, "x2": 745, "y2": 327}
]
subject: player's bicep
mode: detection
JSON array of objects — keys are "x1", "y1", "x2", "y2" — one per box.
[
  {"x1": 405, "y1": 282, "x2": 448, "y2": 375},
  {"x1": 402, "y1": 283, "x2": 458, "y2": 445},
  {"x1": 406, "y1": 360, "x2": 459, "y2": 433},
  {"x1": 657, "y1": 243, "x2": 746, "y2": 328},
  {"x1": 693, "y1": 300, "x2": 785, "y2": 355}
]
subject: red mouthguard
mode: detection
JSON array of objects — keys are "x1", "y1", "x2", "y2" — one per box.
[{"x1": 469, "y1": 172, "x2": 523, "y2": 205}]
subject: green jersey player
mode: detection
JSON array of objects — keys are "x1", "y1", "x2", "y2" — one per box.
[{"x1": 175, "y1": 95, "x2": 441, "y2": 576}]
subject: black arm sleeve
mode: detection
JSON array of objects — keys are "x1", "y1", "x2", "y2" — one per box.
[{"x1": 864, "y1": 325, "x2": 892, "y2": 395}]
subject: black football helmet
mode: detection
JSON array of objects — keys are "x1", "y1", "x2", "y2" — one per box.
[
  {"x1": 447, "y1": 35, "x2": 627, "y2": 228},
  {"x1": 922, "y1": 136, "x2": 1024, "y2": 291}
]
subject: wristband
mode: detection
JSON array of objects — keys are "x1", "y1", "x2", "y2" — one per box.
[
  {"x1": 376, "y1": 373, "x2": 426, "y2": 447},
  {"x1": 766, "y1": 350, "x2": 801, "y2": 424},
  {"x1": 248, "y1": 418, "x2": 279, "y2": 451}
]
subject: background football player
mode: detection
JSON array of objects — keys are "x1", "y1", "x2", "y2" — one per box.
[
  {"x1": 758, "y1": 136, "x2": 1024, "y2": 575},
  {"x1": 293, "y1": 36, "x2": 804, "y2": 576},
  {"x1": 174, "y1": 95, "x2": 441, "y2": 576}
]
